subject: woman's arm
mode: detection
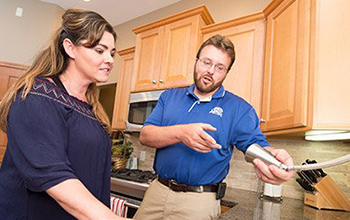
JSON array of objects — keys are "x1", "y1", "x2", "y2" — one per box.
[{"x1": 46, "y1": 179, "x2": 128, "y2": 220}]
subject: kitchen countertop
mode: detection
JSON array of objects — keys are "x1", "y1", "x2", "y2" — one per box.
[{"x1": 219, "y1": 188, "x2": 350, "y2": 220}]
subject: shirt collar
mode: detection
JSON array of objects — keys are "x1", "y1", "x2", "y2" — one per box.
[{"x1": 186, "y1": 84, "x2": 225, "y2": 101}]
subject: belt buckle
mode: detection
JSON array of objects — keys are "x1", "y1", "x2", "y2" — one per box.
[
  {"x1": 195, "y1": 186, "x2": 204, "y2": 193},
  {"x1": 169, "y1": 180, "x2": 187, "y2": 192}
]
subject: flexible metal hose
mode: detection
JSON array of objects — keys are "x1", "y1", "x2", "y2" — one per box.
[
  {"x1": 285, "y1": 154, "x2": 350, "y2": 171},
  {"x1": 245, "y1": 144, "x2": 350, "y2": 171}
]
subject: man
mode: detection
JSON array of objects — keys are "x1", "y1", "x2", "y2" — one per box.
[{"x1": 134, "y1": 35, "x2": 294, "y2": 220}]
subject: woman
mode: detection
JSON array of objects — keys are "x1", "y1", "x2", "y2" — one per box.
[{"x1": 0, "y1": 9, "x2": 128, "y2": 220}]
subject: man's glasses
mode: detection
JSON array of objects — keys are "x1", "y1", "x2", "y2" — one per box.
[{"x1": 197, "y1": 58, "x2": 228, "y2": 74}]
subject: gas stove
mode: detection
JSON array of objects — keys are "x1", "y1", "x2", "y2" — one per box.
[
  {"x1": 111, "y1": 169, "x2": 157, "y2": 184},
  {"x1": 110, "y1": 169, "x2": 157, "y2": 200}
]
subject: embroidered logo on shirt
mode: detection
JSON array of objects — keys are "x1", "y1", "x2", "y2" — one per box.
[{"x1": 209, "y1": 107, "x2": 223, "y2": 117}]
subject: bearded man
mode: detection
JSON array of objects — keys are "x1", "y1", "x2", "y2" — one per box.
[{"x1": 134, "y1": 34, "x2": 294, "y2": 220}]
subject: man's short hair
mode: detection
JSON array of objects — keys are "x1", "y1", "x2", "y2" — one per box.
[{"x1": 196, "y1": 34, "x2": 235, "y2": 72}]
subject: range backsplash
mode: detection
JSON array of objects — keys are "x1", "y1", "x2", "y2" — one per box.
[{"x1": 127, "y1": 133, "x2": 350, "y2": 200}]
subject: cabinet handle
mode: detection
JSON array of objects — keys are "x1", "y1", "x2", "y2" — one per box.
[
  {"x1": 260, "y1": 118, "x2": 266, "y2": 124},
  {"x1": 159, "y1": 79, "x2": 163, "y2": 83},
  {"x1": 152, "y1": 80, "x2": 156, "y2": 84}
]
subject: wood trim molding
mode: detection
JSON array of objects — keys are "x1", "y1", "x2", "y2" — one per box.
[
  {"x1": 201, "y1": 12, "x2": 265, "y2": 34},
  {"x1": 117, "y1": 47, "x2": 135, "y2": 56},
  {"x1": 0, "y1": 61, "x2": 28, "y2": 70},
  {"x1": 132, "y1": 5, "x2": 214, "y2": 34},
  {"x1": 263, "y1": 0, "x2": 285, "y2": 17},
  {"x1": 263, "y1": 125, "x2": 312, "y2": 136}
]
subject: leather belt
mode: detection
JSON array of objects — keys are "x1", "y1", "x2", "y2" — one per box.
[{"x1": 158, "y1": 177, "x2": 218, "y2": 193}]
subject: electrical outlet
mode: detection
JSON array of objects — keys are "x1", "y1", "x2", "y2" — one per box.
[
  {"x1": 140, "y1": 151, "x2": 146, "y2": 161},
  {"x1": 15, "y1": 7, "x2": 23, "y2": 17}
]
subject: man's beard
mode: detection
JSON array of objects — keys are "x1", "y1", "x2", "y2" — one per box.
[{"x1": 194, "y1": 70, "x2": 225, "y2": 94}]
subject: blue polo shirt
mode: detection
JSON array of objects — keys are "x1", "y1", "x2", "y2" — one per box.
[{"x1": 144, "y1": 84, "x2": 269, "y2": 185}]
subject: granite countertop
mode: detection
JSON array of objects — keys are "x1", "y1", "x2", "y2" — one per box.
[{"x1": 219, "y1": 188, "x2": 350, "y2": 220}]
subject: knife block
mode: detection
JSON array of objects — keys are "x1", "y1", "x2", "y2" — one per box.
[{"x1": 304, "y1": 175, "x2": 350, "y2": 211}]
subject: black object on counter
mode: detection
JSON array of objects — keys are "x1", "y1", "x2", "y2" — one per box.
[
  {"x1": 295, "y1": 159, "x2": 329, "y2": 193},
  {"x1": 301, "y1": 163, "x2": 318, "y2": 183},
  {"x1": 297, "y1": 170, "x2": 313, "y2": 185},
  {"x1": 296, "y1": 178, "x2": 315, "y2": 192},
  {"x1": 305, "y1": 159, "x2": 327, "y2": 177}
]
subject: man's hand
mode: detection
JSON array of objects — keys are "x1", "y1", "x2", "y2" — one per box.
[
  {"x1": 179, "y1": 123, "x2": 221, "y2": 153},
  {"x1": 253, "y1": 148, "x2": 295, "y2": 185}
]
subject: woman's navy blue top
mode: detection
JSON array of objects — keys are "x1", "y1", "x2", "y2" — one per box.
[{"x1": 0, "y1": 76, "x2": 111, "y2": 219}]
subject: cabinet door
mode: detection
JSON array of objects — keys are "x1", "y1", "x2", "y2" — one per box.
[
  {"x1": 112, "y1": 48, "x2": 135, "y2": 130},
  {"x1": 203, "y1": 18, "x2": 266, "y2": 118},
  {"x1": 159, "y1": 16, "x2": 199, "y2": 89},
  {"x1": 0, "y1": 62, "x2": 27, "y2": 163},
  {"x1": 261, "y1": 0, "x2": 312, "y2": 132},
  {"x1": 131, "y1": 27, "x2": 164, "y2": 92}
]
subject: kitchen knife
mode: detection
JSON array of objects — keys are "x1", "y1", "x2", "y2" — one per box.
[
  {"x1": 306, "y1": 162, "x2": 320, "y2": 181},
  {"x1": 301, "y1": 163, "x2": 318, "y2": 183},
  {"x1": 297, "y1": 171, "x2": 313, "y2": 185},
  {"x1": 296, "y1": 178, "x2": 315, "y2": 192},
  {"x1": 304, "y1": 160, "x2": 321, "y2": 180},
  {"x1": 306, "y1": 159, "x2": 327, "y2": 177}
]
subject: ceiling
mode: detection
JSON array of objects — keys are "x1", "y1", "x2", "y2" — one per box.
[{"x1": 41, "y1": 0, "x2": 182, "y2": 26}]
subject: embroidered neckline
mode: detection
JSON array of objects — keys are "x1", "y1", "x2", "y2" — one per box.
[
  {"x1": 29, "y1": 77, "x2": 97, "y2": 120},
  {"x1": 39, "y1": 76, "x2": 91, "y2": 106}
]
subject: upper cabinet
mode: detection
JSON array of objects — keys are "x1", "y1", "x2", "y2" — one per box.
[
  {"x1": 261, "y1": 0, "x2": 350, "y2": 134},
  {"x1": 261, "y1": 0, "x2": 312, "y2": 132},
  {"x1": 130, "y1": 5, "x2": 214, "y2": 92},
  {"x1": 111, "y1": 47, "x2": 135, "y2": 130},
  {"x1": 201, "y1": 13, "x2": 266, "y2": 118}
]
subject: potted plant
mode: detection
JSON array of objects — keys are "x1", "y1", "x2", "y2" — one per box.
[{"x1": 110, "y1": 130, "x2": 133, "y2": 170}]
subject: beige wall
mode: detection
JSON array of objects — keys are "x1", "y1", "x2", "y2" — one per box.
[
  {"x1": 0, "y1": 0, "x2": 64, "y2": 65},
  {"x1": 107, "y1": 0, "x2": 271, "y2": 85}
]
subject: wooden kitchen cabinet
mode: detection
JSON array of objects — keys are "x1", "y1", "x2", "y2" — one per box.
[
  {"x1": 131, "y1": 27, "x2": 164, "y2": 92},
  {"x1": 261, "y1": 0, "x2": 350, "y2": 135},
  {"x1": 201, "y1": 13, "x2": 266, "y2": 118},
  {"x1": 0, "y1": 62, "x2": 28, "y2": 163},
  {"x1": 261, "y1": 0, "x2": 312, "y2": 132},
  {"x1": 131, "y1": 5, "x2": 214, "y2": 92},
  {"x1": 111, "y1": 47, "x2": 135, "y2": 130}
]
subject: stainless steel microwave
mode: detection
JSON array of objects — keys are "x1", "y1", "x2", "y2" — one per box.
[{"x1": 126, "y1": 90, "x2": 166, "y2": 132}]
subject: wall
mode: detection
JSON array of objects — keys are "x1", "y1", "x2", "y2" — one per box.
[
  {"x1": 0, "y1": 0, "x2": 64, "y2": 65},
  {"x1": 128, "y1": 133, "x2": 350, "y2": 200}
]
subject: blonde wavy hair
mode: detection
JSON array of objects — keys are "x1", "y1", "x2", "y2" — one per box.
[{"x1": 0, "y1": 9, "x2": 117, "y2": 132}]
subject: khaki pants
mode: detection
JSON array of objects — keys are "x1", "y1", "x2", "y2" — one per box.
[{"x1": 134, "y1": 179, "x2": 221, "y2": 220}]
